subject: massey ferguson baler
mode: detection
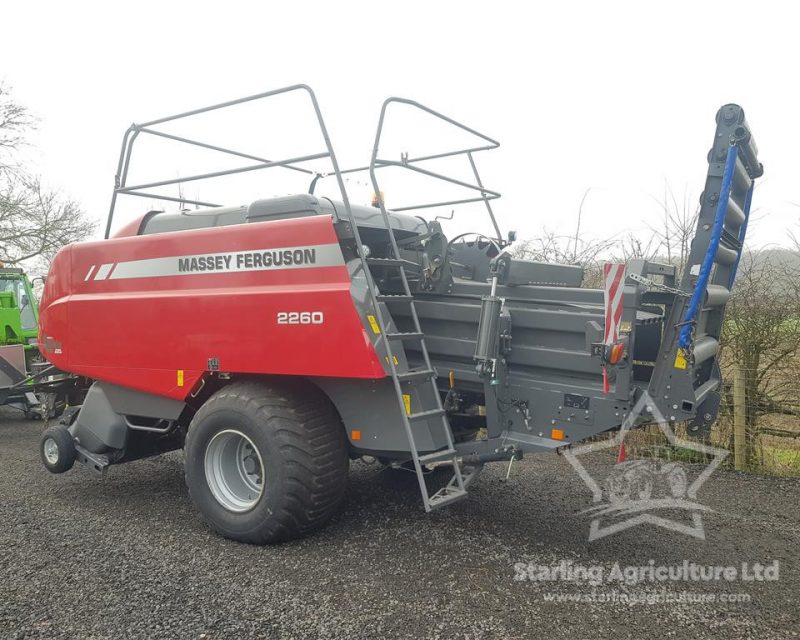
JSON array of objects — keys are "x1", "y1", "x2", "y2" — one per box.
[{"x1": 37, "y1": 86, "x2": 763, "y2": 543}]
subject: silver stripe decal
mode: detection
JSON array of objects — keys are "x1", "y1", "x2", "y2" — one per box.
[
  {"x1": 94, "y1": 263, "x2": 114, "y2": 280},
  {"x1": 106, "y1": 243, "x2": 344, "y2": 280},
  {"x1": 84, "y1": 265, "x2": 96, "y2": 281}
]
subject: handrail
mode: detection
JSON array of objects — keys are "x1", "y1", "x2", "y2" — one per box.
[
  {"x1": 105, "y1": 84, "x2": 338, "y2": 239},
  {"x1": 368, "y1": 97, "x2": 503, "y2": 240}
]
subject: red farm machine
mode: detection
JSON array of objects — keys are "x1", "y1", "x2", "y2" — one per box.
[{"x1": 36, "y1": 86, "x2": 762, "y2": 543}]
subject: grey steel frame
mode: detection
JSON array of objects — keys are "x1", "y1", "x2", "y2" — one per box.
[
  {"x1": 106, "y1": 85, "x2": 337, "y2": 239},
  {"x1": 333, "y1": 98, "x2": 503, "y2": 238}
]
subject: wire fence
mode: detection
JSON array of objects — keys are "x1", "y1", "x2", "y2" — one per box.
[{"x1": 624, "y1": 362, "x2": 800, "y2": 477}]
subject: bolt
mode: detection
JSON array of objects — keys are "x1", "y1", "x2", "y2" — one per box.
[
  {"x1": 672, "y1": 404, "x2": 678, "y2": 410},
  {"x1": 704, "y1": 413, "x2": 713, "y2": 421}
]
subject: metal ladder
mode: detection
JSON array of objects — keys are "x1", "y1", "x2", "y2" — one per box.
[
  {"x1": 350, "y1": 98, "x2": 501, "y2": 510},
  {"x1": 364, "y1": 246, "x2": 469, "y2": 510}
]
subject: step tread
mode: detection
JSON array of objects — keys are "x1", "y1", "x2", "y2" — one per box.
[
  {"x1": 418, "y1": 448, "x2": 457, "y2": 463},
  {"x1": 376, "y1": 294, "x2": 414, "y2": 301},
  {"x1": 428, "y1": 487, "x2": 468, "y2": 509},
  {"x1": 407, "y1": 408, "x2": 446, "y2": 421},
  {"x1": 366, "y1": 257, "x2": 419, "y2": 268},
  {"x1": 396, "y1": 368, "x2": 436, "y2": 382},
  {"x1": 386, "y1": 331, "x2": 424, "y2": 340}
]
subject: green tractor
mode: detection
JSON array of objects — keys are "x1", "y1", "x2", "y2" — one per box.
[{"x1": 0, "y1": 265, "x2": 46, "y2": 416}]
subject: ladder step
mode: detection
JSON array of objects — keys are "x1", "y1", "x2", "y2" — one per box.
[
  {"x1": 366, "y1": 257, "x2": 418, "y2": 268},
  {"x1": 386, "y1": 331, "x2": 424, "y2": 341},
  {"x1": 396, "y1": 368, "x2": 436, "y2": 382},
  {"x1": 428, "y1": 487, "x2": 468, "y2": 509},
  {"x1": 418, "y1": 448, "x2": 456, "y2": 463},
  {"x1": 376, "y1": 294, "x2": 414, "y2": 302},
  {"x1": 408, "y1": 408, "x2": 445, "y2": 421}
]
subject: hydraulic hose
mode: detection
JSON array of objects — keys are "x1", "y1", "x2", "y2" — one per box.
[{"x1": 678, "y1": 145, "x2": 738, "y2": 351}]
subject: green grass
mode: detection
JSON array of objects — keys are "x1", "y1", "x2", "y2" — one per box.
[{"x1": 760, "y1": 445, "x2": 800, "y2": 476}]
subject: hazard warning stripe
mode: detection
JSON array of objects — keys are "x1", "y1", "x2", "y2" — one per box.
[{"x1": 603, "y1": 262, "x2": 625, "y2": 345}]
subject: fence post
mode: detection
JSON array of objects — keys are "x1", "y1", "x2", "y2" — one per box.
[{"x1": 733, "y1": 362, "x2": 746, "y2": 471}]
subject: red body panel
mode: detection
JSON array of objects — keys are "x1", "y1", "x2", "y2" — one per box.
[{"x1": 39, "y1": 215, "x2": 386, "y2": 400}]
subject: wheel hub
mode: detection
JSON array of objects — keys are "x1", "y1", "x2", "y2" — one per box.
[
  {"x1": 204, "y1": 430, "x2": 265, "y2": 512},
  {"x1": 43, "y1": 437, "x2": 59, "y2": 465}
]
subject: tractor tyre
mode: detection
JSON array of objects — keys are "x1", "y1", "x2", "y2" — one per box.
[
  {"x1": 40, "y1": 425, "x2": 76, "y2": 474},
  {"x1": 184, "y1": 380, "x2": 348, "y2": 544}
]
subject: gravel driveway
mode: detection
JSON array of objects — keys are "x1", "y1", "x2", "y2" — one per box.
[{"x1": 1, "y1": 408, "x2": 798, "y2": 640}]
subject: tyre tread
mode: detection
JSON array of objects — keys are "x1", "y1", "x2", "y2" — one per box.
[{"x1": 185, "y1": 379, "x2": 348, "y2": 544}]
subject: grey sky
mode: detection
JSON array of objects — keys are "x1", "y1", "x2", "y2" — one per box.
[{"x1": 1, "y1": 1, "x2": 796, "y2": 247}]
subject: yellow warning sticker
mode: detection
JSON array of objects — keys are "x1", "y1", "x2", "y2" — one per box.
[
  {"x1": 620, "y1": 321, "x2": 632, "y2": 334},
  {"x1": 674, "y1": 352, "x2": 688, "y2": 370},
  {"x1": 384, "y1": 355, "x2": 399, "y2": 365},
  {"x1": 367, "y1": 314, "x2": 381, "y2": 334},
  {"x1": 177, "y1": 369, "x2": 185, "y2": 387},
  {"x1": 402, "y1": 394, "x2": 411, "y2": 416}
]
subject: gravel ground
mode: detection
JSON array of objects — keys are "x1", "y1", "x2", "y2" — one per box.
[{"x1": 1, "y1": 407, "x2": 798, "y2": 640}]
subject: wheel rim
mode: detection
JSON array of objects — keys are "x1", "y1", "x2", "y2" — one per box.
[
  {"x1": 204, "y1": 429, "x2": 264, "y2": 512},
  {"x1": 43, "y1": 437, "x2": 59, "y2": 465}
]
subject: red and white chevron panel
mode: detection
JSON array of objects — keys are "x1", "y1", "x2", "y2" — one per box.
[{"x1": 602, "y1": 263, "x2": 625, "y2": 345}]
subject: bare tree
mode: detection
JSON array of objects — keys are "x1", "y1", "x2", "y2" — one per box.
[
  {"x1": 1, "y1": 172, "x2": 94, "y2": 263},
  {"x1": 0, "y1": 84, "x2": 95, "y2": 265},
  {"x1": 611, "y1": 232, "x2": 662, "y2": 263},
  {"x1": 647, "y1": 182, "x2": 698, "y2": 281},
  {"x1": 721, "y1": 249, "x2": 800, "y2": 464},
  {"x1": 513, "y1": 182, "x2": 696, "y2": 289},
  {"x1": 0, "y1": 83, "x2": 34, "y2": 160},
  {"x1": 511, "y1": 230, "x2": 615, "y2": 288}
]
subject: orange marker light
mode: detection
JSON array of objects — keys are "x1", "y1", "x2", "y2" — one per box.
[
  {"x1": 550, "y1": 428, "x2": 565, "y2": 441},
  {"x1": 351, "y1": 430, "x2": 362, "y2": 441},
  {"x1": 608, "y1": 342, "x2": 625, "y2": 365}
]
